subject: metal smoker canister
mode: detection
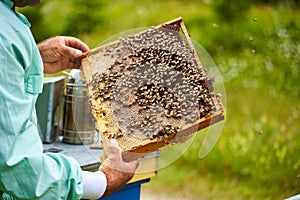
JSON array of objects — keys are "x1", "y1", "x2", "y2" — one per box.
[{"x1": 62, "y1": 79, "x2": 95, "y2": 144}]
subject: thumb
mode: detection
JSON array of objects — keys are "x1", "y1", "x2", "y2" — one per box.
[{"x1": 107, "y1": 139, "x2": 122, "y2": 161}]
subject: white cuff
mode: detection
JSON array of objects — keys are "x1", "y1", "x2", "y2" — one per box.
[{"x1": 81, "y1": 170, "x2": 107, "y2": 199}]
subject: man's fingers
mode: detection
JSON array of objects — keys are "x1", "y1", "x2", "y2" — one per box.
[
  {"x1": 127, "y1": 160, "x2": 140, "y2": 172},
  {"x1": 61, "y1": 46, "x2": 83, "y2": 60},
  {"x1": 60, "y1": 36, "x2": 90, "y2": 61},
  {"x1": 67, "y1": 61, "x2": 81, "y2": 70},
  {"x1": 63, "y1": 36, "x2": 90, "y2": 53}
]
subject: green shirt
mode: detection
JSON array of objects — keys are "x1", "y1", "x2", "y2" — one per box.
[{"x1": 0, "y1": 1, "x2": 83, "y2": 199}]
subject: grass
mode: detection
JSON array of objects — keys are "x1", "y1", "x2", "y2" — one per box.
[{"x1": 142, "y1": 164, "x2": 264, "y2": 200}]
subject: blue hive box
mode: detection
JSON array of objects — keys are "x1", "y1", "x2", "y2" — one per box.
[{"x1": 100, "y1": 179, "x2": 150, "y2": 200}]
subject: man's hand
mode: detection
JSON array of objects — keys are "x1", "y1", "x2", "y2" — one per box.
[
  {"x1": 99, "y1": 139, "x2": 139, "y2": 197},
  {"x1": 37, "y1": 36, "x2": 89, "y2": 74}
]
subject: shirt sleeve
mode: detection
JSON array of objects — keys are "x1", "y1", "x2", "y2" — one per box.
[
  {"x1": 0, "y1": 3, "x2": 84, "y2": 199},
  {"x1": 81, "y1": 171, "x2": 107, "y2": 199},
  {"x1": 0, "y1": 45, "x2": 84, "y2": 199}
]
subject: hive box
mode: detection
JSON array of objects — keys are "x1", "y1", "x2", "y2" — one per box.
[{"x1": 36, "y1": 76, "x2": 65, "y2": 143}]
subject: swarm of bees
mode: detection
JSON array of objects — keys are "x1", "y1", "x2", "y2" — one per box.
[{"x1": 82, "y1": 17, "x2": 224, "y2": 159}]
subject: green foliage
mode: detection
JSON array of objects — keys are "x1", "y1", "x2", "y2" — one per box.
[
  {"x1": 63, "y1": 0, "x2": 107, "y2": 36},
  {"x1": 213, "y1": 0, "x2": 252, "y2": 23},
  {"x1": 17, "y1": 1, "x2": 300, "y2": 199}
]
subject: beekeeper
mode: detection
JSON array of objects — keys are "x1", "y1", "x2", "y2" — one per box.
[{"x1": 0, "y1": 0, "x2": 139, "y2": 199}]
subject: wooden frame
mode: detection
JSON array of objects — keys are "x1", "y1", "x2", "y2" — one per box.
[{"x1": 82, "y1": 17, "x2": 225, "y2": 162}]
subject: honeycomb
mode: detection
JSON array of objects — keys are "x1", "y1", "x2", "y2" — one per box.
[{"x1": 81, "y1": 17, "x2": 224, "y2": 161}]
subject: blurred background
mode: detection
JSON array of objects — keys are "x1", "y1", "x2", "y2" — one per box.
[{"x1": 19, "y1": 0, "x2": 300, "y2": 199}]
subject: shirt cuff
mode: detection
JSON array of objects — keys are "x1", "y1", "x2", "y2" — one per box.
[{"x1": 81, "y1": 170, "x2": 107, "y2": 199}]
